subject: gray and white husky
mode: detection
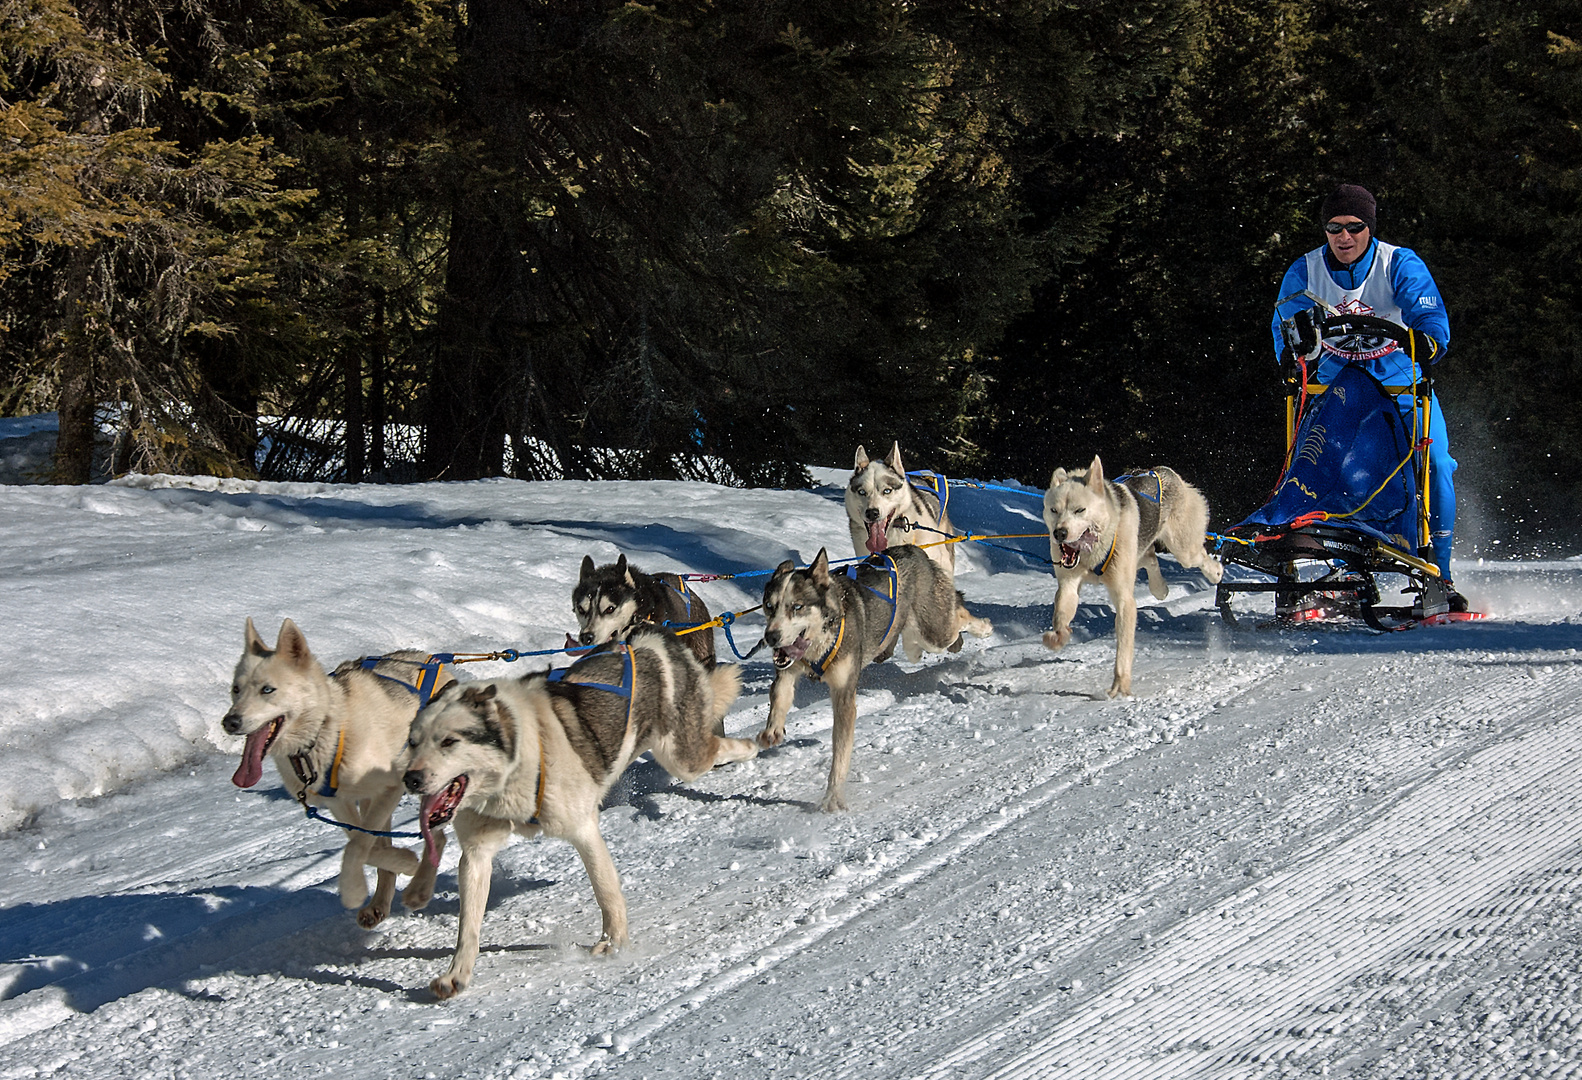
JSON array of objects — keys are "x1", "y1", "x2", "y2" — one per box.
[
  {"x1": 402, "y1": 629, "x2": 756, "y2": 998},
  {"x1": 224, "y1": 618, "x2": 442, "y2": 928},
  {"x1": 759, "y1": 545, "x2": 961, "y2": 812},
  {"x1": 1042, "y1": 456, "x2": 1224, "y2": 697},
  {"x1": 572, "y1": 554, "x2": 715, "y2": 669},
  {"x1": 845, "y1": 441, "x2": 993, "y2": 640}
]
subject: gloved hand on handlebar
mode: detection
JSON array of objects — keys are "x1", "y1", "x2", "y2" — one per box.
[
  {"x1": 1290, "y1": 308, "x2": 1323, "y2": 363},
  {"x1": 1405, "y1": 327, "x2": 1442, "y2": 363}
]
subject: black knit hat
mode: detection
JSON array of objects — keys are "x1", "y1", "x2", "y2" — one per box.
[{"x1": 1321, "y1": 184, "x2": 1376, "y2": 233}]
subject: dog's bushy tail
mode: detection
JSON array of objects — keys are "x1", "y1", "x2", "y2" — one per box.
[{"x1": 708, "y1": 663, "x2": 743, "y2": 720}]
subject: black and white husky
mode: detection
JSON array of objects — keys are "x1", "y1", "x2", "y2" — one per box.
[
  {"x1": 758, "y1": 545, "x2": 961, "y2": 812},
  {"x1": 402, "y1": 629, "x2": 756, "y2": 998},
  {"x1": 1043, "y1": 456, "x2": 1224, "y2": 697},
  {"x1": 573, "y1": 554, "x2": 715, "y2": 669},
  {"x1": 845, "y1": 441, "x2": 993, "y2": 640}
]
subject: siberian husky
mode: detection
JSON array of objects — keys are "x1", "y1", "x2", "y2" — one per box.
[
  {"x1": 759, "y1": 545, "x2": 960, "y2": 812},
  {"x1": 402, "y1": 629, "x2": 756, "y2": 998},
  {"x1": 573, "y1": 553, "x2": 715, "y2": 668},
  {"x1": 1042, "y1": 456, "x2": 1224, "y2": 697},
  {"x1": 224, "y1": 618, "x2": 442, "y2": 928},
  {"x1": 845, "y1": 441, "x2": 993, "y2": 640}
]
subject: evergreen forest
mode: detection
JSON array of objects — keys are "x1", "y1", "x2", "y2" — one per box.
[{"x1": 2, "y1": 0, "x2": 1578, "y2": 553}]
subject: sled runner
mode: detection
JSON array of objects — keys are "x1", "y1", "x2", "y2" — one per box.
[{"x1": 1212, "y1": 306, "x2": 1483, "y2": 631}]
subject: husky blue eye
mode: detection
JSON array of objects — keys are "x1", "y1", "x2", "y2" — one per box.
[{"x1": 261, "y1": 686, "x2": 275, "y2": 694}]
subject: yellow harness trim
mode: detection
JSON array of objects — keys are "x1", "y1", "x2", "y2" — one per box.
[
  {"x1": 325, "y1": 726, "x2": 346, "y2": 794},
  {"x1": 1093, "y1": 532, "x2": 1119, "y2": 577},
  {"x1": 531, "y1": 721, "x2": 546, "y2": 823},
  {"x1": 809, "y1": 615, "x2": 846, "y2": 679}
]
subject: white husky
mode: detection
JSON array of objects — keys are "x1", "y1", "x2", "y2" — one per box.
[
  {"x1": 1043, "y1": 456, "x2": 1224, "y2": 697},
  {"x1": 224, "y1": 618, "x2": 442, "y2": 927},
  {"x1": 845, "y1": 441, "x2": 993, "y2": 640}
]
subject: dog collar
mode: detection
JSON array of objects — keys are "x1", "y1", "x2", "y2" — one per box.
[{"x1": 807, "y1": 616, "x2": 846, "y2": 680}]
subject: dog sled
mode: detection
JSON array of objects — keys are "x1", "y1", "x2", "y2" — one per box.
[{"x1": 1211, "y1": 304, "x2": 1482, "y2": 631}]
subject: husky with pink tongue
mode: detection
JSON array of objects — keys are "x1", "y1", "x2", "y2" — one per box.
[
  {"x1": 223, "y1": 617, "x2": 443, "y2": 928},
  {"x1": 401, "y1": 628, "x2": 755, "y2": 999},
  {"x1": 844, "y1": 441, "x2": 993, "y2": 641}
]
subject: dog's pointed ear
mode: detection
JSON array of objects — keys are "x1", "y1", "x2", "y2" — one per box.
[
  {"x1": 1049, "y1": 468, "x2": 1067, "y2": 489},
  {"x1": 580, "y1": 555, "x2": 596, "y2": 583},
  {"x1": 810, "y1": 547, "x2": 831, "y2": 586},
  {"x1": 276, "y1": 618, "x2": 314, "y2": 668},
  {"x1": 853, "y1": 445, "x2": 869, "y2": 469},
  {"x1": 1087, "y1": 455, "x2": 1106, "y2": 493},
  {"x1": 774, "y1": 558, "x2": 796, "y2": 576},
  {"x1": 460, "y1": 683, "x2": 498, "y2": 710},
  {"x1": 617, "y1": 554, "x2": 634, "y2": 586},
  {"x1": 885, "y1": 441, "x2": 904, "y2": 473},
  {"x1": 244, "y1": 617, "x2": 269, "y2": 656}
]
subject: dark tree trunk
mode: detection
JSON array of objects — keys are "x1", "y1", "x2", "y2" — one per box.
[
  {"x1": 422, "y1": 198, "x2": 514, "y2": 480},
  {"x1": 419, "y1": 0, "x2": 537, "y2": 481},
  {"x1": 343, "y1": 346, "x2": 365, "y2": 483},
  {"x1": 370, "y1": 293, "x2": 387, "y2": 477},
  {"x1": 52, "y1": 361, "x2": 96, "y2": 485}
]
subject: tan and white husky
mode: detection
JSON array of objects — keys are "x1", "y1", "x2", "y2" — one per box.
[
  {"x1": 845, "y1": 441, "x2": 993, "y2": 640},
  {"x1": 1043, "y1": 456, "x2": 1224, "y2": 697},
  {"x1": 224, "y1": 618, "x2": 442, "y2": 927}
]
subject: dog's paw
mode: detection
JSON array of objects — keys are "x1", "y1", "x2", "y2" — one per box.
[
  {"x1": 356, "y1": 901, "x2": 389, "y2": 929},
  {"x1": 713, "y1": 736, "x2": 759, "y2": 766},
  {"x1": 1107, "y1": 679, "x2": 1133, "y2": 699},
  {"x1": 589, "y1": 932, "x2": 628, "y2": 956},
  {"x1": 817, "y1": 790, "x2": 849, "y2": 813},
  {"x1": 757, "y1": 726, "x2": 785, "y2": 749},
  {"x1": 402, "y1": 877, "x2": 436, "y2": 912},
  {"x1": 339, "y1": 870, "x2": 370, "y2": 910},
  {"x1": 430, "y1": 973, "x2": 466, "y2": 1000},
  {"x1": 1042, "y1": 629, "x2": 1070, "y2": 652}
]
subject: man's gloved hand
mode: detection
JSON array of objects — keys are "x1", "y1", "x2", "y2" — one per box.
[
  {"x1": 1291, "y1": 308, "x2": 1323, "y2": 362},
  {"x1": 1405, "y1": 327, "x2": 1442, "y2": 363}
]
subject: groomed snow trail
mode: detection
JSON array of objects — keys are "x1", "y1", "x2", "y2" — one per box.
[{"x1": 1, "y1": 472, "x2": 1580, "y2": 1080}]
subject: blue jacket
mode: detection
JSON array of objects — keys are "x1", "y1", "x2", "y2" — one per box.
[{"x1": 1271, "y1": 238, "x2": 1450, "y2": 387}]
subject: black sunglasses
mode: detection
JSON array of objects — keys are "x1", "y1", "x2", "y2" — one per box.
[{"x1": 1325, "y1": 221, "x2": 1369, "y2": 235}]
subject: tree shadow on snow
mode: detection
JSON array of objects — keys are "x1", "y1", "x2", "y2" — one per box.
[{"x1": 0, "y1": 883, "x2": 348, "y2": 1013}]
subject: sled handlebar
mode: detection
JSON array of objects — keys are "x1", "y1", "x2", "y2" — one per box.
[{"x1": 1280, "y1": 310, "x2": 1438, "y2": 393}]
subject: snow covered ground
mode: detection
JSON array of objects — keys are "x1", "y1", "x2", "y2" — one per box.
[{"x1": 2, "y1": 439, "x2": 1581, "y2": 1079}]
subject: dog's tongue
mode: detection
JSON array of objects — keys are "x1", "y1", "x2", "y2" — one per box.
[
  {"x1": 419, "y1": 792, "x2": 444, "y2": 867},
  {"x1": 231, "y1": 726, "x2": 273, "y2": 788},
  {"x1": 866, "y1": 518, "x2": 889, "y2": 553},
  {"x1": 774, "y1": 633, "x2": 811, "y2": 667}
]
